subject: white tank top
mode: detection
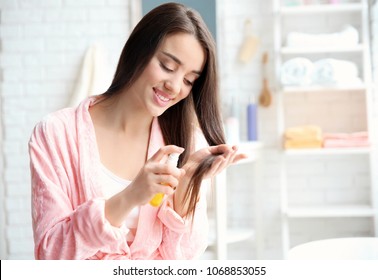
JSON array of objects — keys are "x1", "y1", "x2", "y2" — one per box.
[{"x1": 99, "y1": 164, "x2": 140, "y2": 243}]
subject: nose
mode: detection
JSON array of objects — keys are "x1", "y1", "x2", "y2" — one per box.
[{"x1": 164, "y1": 75, "x2": 181, "y2": 95}]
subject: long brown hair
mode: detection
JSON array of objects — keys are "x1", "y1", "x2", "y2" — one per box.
[{"x1": 104, "y1": 2, "x2": 225, "y2": 218}]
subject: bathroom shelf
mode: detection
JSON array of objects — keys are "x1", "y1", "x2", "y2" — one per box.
[
  {"x1": 208, "y1": 228, "x2": 255, "y2": 246},
  {"x1": 274, "y1": 0, "x2": 377, "y2": 259},
  {"x1": 236, "y1": 141, "x2": 264, "y2": 164},
  {"x1": 281, "y1": 45, "x2": 364, "y2": 55},
  {"x1": 282, "y1": 85, "x2": 367, "y2": 93},
  {"x1": 281, "y1": 3, "x2": 363, "y2": 15},
  {"x1": 284, "y1": 147, "x2": 371, "y2": 156},
  {"x1": 286, "y1": 205, "x2": 376, "y2": 218}
]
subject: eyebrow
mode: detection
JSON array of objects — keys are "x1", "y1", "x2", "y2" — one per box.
[{"x1": 161, "y1": 51, "x2": 202, "y2": 75}]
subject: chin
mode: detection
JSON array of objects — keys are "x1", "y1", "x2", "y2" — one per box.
[
  {"x1": 149, "y1": 103, "x2": 175, "y2": 117},
  {"x1": 149, "y1": 108, "x2": 166, "y2": 117}
]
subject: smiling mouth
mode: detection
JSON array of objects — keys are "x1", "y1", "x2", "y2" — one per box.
[
  {"x1": 156, "y1": 92, "x2": 170, "y2": 102},
  {"x1": 154, "y1": 88, "x2": 173, "y2": 102}
]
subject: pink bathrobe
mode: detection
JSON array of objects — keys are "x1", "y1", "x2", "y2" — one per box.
[{"x1": 29, "y1": 96, "x2": 209, "y2": 260}]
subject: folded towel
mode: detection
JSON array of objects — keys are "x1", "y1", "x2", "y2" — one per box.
[
  {"x1": 284, "y1": 139, "x2": 323, "y2": 149},
  {"x1": 68, "y1": 43, "x2": 112, "y2": 107},
  {"x1": 284, "y1": 125, "x2": 322, "y2": 141},
  {"x1": 312, "y1": 58, "x2": 359, "y2": 85},
  {"x1": 286, "y1": 25, "x2": 359, "y2": 48},
  {"x1": 323, "y1": 131, "x2": 370, "y2": 148},
  {"x1": 323, "y1": 139, "x2": 370, "y2": 148},
  {"x1": 281, "y1": 57, "x2": 314, "y2": 86},
  {"x1": 323, "y1": 131, "x2": 368, "y2": 140}
]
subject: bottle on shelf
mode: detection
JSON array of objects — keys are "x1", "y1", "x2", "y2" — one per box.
[
  {"x1": 225, "y1": 96, "x2": 240, "y2": 144},
  {"x1": 247, "y1": 96, "x2": 258, "y2": 141}
]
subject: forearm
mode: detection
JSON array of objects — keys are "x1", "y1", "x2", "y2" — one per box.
[{"x1": 105, "y1": 187, "x2": 138, "y2": 227}]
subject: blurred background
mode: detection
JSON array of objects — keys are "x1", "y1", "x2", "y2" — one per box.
[{"x1": 0, "y1": 0, "x2": 377, "y2": 260}]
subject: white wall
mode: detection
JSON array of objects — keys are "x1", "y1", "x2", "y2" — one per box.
[
  {"x1": 0, "y1": 50, "x2": 5, "y2": 258},
  {"x1": 0, "y1": 0, "x2": 377, "y2": 260},
  {"x1": 0, "y1": 0, "x2": 130, "y2": 259}
]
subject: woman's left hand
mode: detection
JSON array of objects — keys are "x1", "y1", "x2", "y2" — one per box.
[
  {"x1": 173, "y1": 144, "x2": 247, "y2": 216},
  {"x1": 183, "y1": 144, "x2": 248, "y2": 179}
]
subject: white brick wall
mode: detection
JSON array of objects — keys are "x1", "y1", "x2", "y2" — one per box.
[
  {"x1": 0, "y1": 0, "x2": 130, "y2": 260},
  {"x1": 0, "y1": 53, "x2": 6, "y2": 259}
]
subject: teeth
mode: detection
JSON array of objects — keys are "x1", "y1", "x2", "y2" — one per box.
[{"x1": 157, "y1": 93, "x2": 170, "y2": 102}]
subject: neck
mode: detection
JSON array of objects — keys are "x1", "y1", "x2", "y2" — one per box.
[{"x1": 96, "y1": 93, "x2": 153, "y2": 135}]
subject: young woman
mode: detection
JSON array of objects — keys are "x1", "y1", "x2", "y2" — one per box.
[{"x1": 29, "y1": 2, "x2": 246, "y2": 260}]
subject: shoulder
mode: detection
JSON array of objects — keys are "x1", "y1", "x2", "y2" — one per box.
[
  {"x1": 30, "y1": 96, "x2": 96, "y2": 142},
  {"x1": 32, "y1": 107, "x2": 76, "y2": 138}
]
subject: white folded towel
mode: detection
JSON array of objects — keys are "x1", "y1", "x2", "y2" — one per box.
[
  {"x1": 312, "y1": 58, "x2": 359, "y2": 85},
  {"x1": 286, "y1": 25, "x2": 359, "y2": 48},
  {"x1": 280, "y1": 57, "x2": 314, "y2": 86},
  {"x1": 68, "y1": 43, "x2": 112, "y2": 107}
]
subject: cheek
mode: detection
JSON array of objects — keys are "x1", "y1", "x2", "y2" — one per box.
[
  {"x1": 143, "y1": 61, "x2": 164, "y2": 83},
  {"x1": 177, "y1": 89, "x2": 191, "y2": 101}
]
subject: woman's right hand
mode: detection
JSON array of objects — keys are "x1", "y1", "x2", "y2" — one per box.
[
  {"x1": 127, "y1": 145, "x2": 185, "y2": 206},
  {"x1": 105, "y1": 145, "x2": 185, "y2": 227}
]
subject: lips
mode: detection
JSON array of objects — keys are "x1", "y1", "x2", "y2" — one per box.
[{"x1": 153, "y1": 88, "x2": 173, "y2": 107}]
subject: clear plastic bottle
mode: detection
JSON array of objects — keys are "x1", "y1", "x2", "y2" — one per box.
[{"x1": 225, "y1": 97, "x2": 240, "y2": 144}]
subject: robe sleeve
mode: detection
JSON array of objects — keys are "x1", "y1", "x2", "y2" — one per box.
[
  {"x1": 156, "y1": 179, "x2": 210, "y2": 259},
  {"x1": 29, "y1": 116, "x2": 130, "y2": 260}
]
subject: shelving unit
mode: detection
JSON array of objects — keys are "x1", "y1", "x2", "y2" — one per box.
[
  {"x1": 280, "y1": 2, "x2": 364, "y2": 14},
  {"x1": 281, "y1": 45, "x2": 364, "y2": 54},
  {"x1": 204, "y1": 141, "x2": 263, "y2": 260},
  {"x1": 273, "y1": 0, "x2": 377, "y2": 258},
  {"x1": 286, "y1": 204, "x2": 376, "y2": 218},
  {"x1": 284, "y1": 147, "x2": 371, "y2": 155}
]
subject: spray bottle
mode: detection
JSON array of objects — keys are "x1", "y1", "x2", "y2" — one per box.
[
  {"x1": 225, "y1": 96, "x2": 240, "y2": 144},
  {"x1": 149, "y1": 153, "x2": 180, "y2": 207}
]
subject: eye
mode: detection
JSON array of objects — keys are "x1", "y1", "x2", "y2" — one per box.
[
  {"x1": 184, "y1": 79, "x2": 194, "y2": 86},
  {"x1": 160, "y1": 62, "x2": 173, "y2": 72}
]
